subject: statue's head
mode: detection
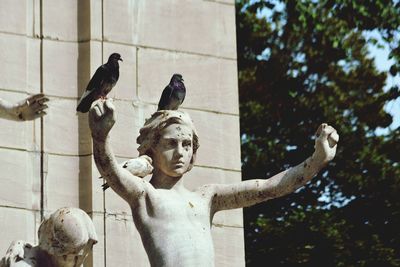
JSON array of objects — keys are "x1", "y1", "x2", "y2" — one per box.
[
  {"x1": 137, "y1": 110, "x2": 199, "y2": 177},
  {"x1": 38, "y1": 207, "x2": 98, "y2": 264}
]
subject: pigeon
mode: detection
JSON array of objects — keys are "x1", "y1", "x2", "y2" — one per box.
[
  {"x1": 101, "y1": 156, "x2": 153, "y2": 191},
  {"x1": 157, "y1": 74, "x2": 186, "y2": 110},
  {"x1": 76, "y1": 53, "x2": 123, "y2": 113}
]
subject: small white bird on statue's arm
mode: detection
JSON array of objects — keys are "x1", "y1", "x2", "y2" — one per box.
[{"x1": 101, "y1": 155, "x2": 153, "y2": 190}]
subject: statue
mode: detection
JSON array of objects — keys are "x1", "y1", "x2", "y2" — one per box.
[
  {"x1": 0, "y1": 207, "x2": 98, "y2": 267},
  {"x1": 89, "y1": 99, "x2": 338, "y2": 267},
  {"x1": 0, "y1": 94, "x2": 48, "y2": 121}
]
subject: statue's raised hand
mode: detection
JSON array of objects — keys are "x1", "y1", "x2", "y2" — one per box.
[
  {"x1": 312, "y1": 123, "x2": 339, "y2": 166},
  {"x1": 14, "y1": 93, "x2": 48, "y2": 121},
  {"x1": 89, "y1": 99, "x2": 116, "y2": 141}
]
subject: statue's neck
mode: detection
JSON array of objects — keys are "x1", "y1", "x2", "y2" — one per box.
[{"x1": 150, "y1": 169, "x2": 185, "y2": 190}]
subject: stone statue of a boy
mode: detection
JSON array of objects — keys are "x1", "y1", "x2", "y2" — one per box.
[{"x1": 89, "y1": 99, "x2": 338, "y2": 267}]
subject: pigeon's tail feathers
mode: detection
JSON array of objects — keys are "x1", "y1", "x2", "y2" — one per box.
[{"x1": 76, "y1": 92, "x2": 96, "y2": 113}]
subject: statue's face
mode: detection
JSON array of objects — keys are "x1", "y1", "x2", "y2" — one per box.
[{"x1": 152, "y1": 123, "x2": 193, "y2": 177}]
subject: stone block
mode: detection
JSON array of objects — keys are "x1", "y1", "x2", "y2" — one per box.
[
  {"x1": 45, "y1": 154, "x2": 92, "y2": 212},
  {"x1": 103, "y1": 42, "x2": 137, "y2": 101},
  {"x1": 42, "y1": 0, "x2": 90, "y2": 41},
  {"x1": 136, "y1": 0, "x2": 236, "y2": 58},
  {"x1": 103, "y1": 0, "x2": 137, "y2": 44},
  {"x1": 212, "y1": 225, "x2": 245, "y2": 267},
  {"x1": 137, "y1": 48, "x2": 239, "y2": 114},
  {"x1": 87, "y1": 212, "x2": 106, "y2": 267},
  {"x1": 105, "y1": 214, "x2": 150, "y2": 267},
  {"x1": 108, "y1": 99, "x2": 141, "y2": 158},
  {"x1": 189, "y1": 110, "x2": 241, "y2": 171},
  {"x1": 42, "y1": 40, "x2": 85, "y2": 98},
  {"x1": 90, "y1": 158, "x2": 106, "y2": 213},
  {"x1": 0, "y1": 33, "x2": 27, "y2": 91},
  {"x1": 43, "y1": 97, "x2": 91, "y2": 155},
  {"x1": 0, "y1": 148, "x2": 40, "y2": 210},
  {"x1": 88, "y1": 0, "x2": 103, "y2": 41},
  {"x1": 0, "y1": 0, "x2": 28, "y2": 35},
  {"x1": 27, "y1": 38, "x2": 41, "y2": 93},
  {"x1": 0, "y1": 207, "x2": 38, "y2": 255}
]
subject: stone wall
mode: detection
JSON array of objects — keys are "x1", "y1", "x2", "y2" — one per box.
[{"x1": 0, "y1": 0, "x2": 243, "y2": 266}]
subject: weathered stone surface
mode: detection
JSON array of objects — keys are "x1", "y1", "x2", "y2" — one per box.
[
  {"x1": 137, "y1": 48, "x2": 239, "y2": 114},
  {"x1": 0, "y1": 207, "x2": 37, "y2": 256},
  {"x1": 0, "y1": 0, "x2": 28, "y2": 35},
  {"x1": 105, "y1": 214, "x2": 150, "y2": 267},
  {"x1": 43, "y1": 97, "x2": 91, "y2": 155},
  {"x1": 0, "y1": 33, "x2": 27, "y2": 90},
  {"x1": 45, "y1": 155, "x2": 92, "y2": 211},
  {"x1": 135, "y1": 0, "x2": 236, "y2": 58},
  {"x1": 42, "y1": 40, "x2": 81, "y2": 98},
  {"x1": 0, "y1": 148, "x2": 40, "y2": 210},
  {"x1": 212, "y1": 225, "x2": 245, "y2": 267},
  {"x1": 108, "y1": 100, "x2": 141, "y2": 158},
  {"x1": 87, "y1": 212, "x2": 105, "y2": 267},
  {"x1": 103, "y1": 0, "x2": 137, "y2": 44},
  {"x1": 42, "y1": 0, "x2": 90, "y2": 41},
  {"x1": 190, "y1": 110, "x2": 241, "y2": 171},
  {"x1": 27, "y1": 38, "x2": 41, "y2": 94}
]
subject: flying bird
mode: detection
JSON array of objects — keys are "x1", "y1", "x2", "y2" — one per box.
[
  {"x1": 157, "y1": 74, "x2": 186, "y2": 110},
  {"x1": 76, "y1": 53, "x2": 123, "y2": 113}
]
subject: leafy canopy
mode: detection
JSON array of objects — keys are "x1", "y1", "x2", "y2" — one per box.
[{"x1": 236, "y1": 0, "x2": 400, "y2": 266}]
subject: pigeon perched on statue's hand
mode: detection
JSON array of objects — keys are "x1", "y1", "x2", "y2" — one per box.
[
  {"x1": 101, "y1": 155, "x2": 153, "y2": 191},
  {"x1": 157, "y1": 74, "x2": 186, "y2": 111},
  {"x1": 76, "y1": 53, "x2": 122, "y2": 113}
]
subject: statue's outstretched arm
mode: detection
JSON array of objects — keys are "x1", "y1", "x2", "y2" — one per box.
[
  {"x1": 210, "y1": 123, "x2": 339, "y2": 212},
  {"x1": 89, "y1": 99, "x2": 152, "y2": 203},
  {"x1": 0, "y1": 94, "x2": 48, "y2": 121}
]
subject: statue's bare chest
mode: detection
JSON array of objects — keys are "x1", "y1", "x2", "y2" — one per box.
[{"x1": 134, "y1": 189, "x2": 212, "y2": 229}]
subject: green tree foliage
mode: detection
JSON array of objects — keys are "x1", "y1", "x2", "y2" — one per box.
[{"x1": 236, "y1": 0, "x2": 400, "y2": 266}]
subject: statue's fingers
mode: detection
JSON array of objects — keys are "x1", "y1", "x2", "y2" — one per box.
[
  {"x1": 37, "y1": 96, "x2": 49, "y2": 105},
  {"x1": 30, "y1": 100, "x2": 46, "y2": 110},
  {"x1": 328, "y1": 131, "x2": 339, "y2": 148},
  {"x1": 28, "y1": 93, "x2": 45, "y2": 102},
  {"x1": 104, "y1": 99, "x2": 115, "y2": 113},
  {"x1": 36, "y1": 104, "x2": 48, "y2": 112},
  {"x1": 317, "y1": 124, "x2": 335, "y2": 139},
  {"x1": 93, "y1": 105, "x2": 102, "y2": 118},
  {"x1": 315, "y1": 123, "x2": 327, "y2": 137}
]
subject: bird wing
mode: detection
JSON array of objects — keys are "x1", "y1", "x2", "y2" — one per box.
[
  {"x1": 181, "y1": 87, "x2": 185, "y2": 103},
  {"x1": 76, "y1": 65, "x2": 108, "y2": 112},
  {"x1": 81, "y1": 65, "x2": 108, "y2": 99},
  {"x1": 157, "y1": 85, "x2": 173, "y2": 110}
]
